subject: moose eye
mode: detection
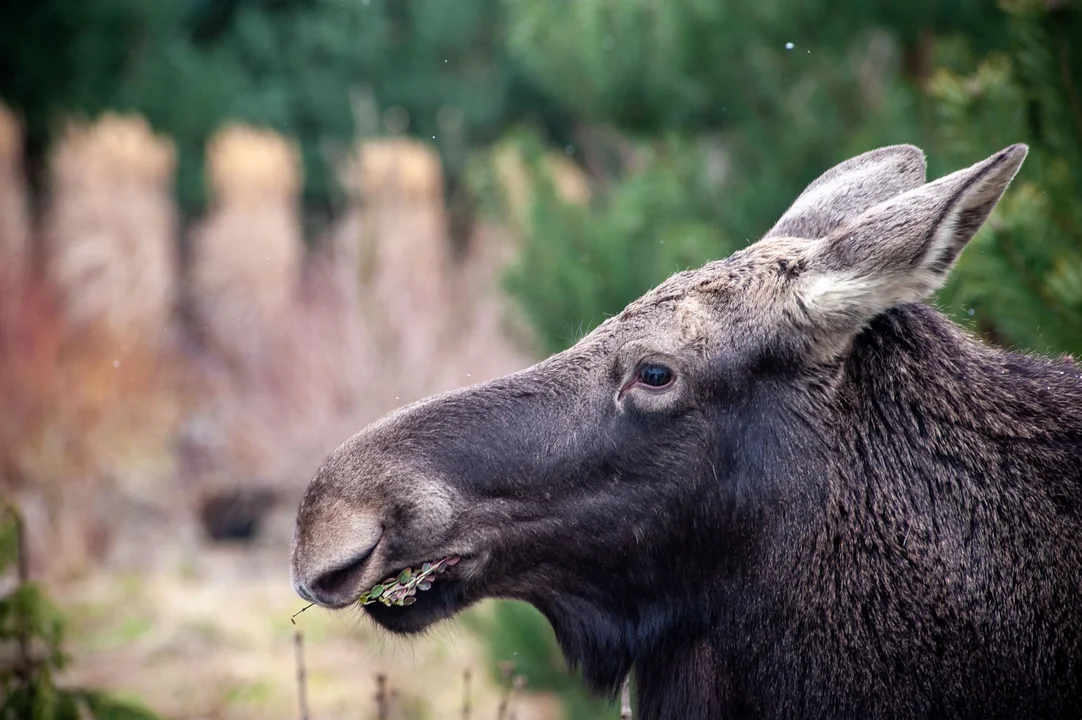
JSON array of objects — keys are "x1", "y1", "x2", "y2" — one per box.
[{"x1": 637, "y1": 363, "x2": 674, "y2": 388}]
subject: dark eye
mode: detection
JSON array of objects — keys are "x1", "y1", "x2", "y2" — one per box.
[{"x1": 637, "y1": 364, "x2": 674, "y2": 388}]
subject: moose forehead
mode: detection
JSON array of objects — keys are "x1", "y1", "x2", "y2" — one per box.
[{"x1": 596, "y1": 236, "x2": 814, "y2": 351}]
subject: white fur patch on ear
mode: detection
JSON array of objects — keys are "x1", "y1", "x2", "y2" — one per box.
[
  {"x1": 801, "y1": 271, "x2": 879, "y2": 320},
  {"x1": 797, "y1": 144, "x2": 1028, "y2": 329},
  {"x1": 801, "y1": 205, "x2": 963, "y2": 319}
]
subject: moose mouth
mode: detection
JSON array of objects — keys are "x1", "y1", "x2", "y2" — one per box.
[{"x1": 358, "y1": 555, "x2": 474, "y2": 634}]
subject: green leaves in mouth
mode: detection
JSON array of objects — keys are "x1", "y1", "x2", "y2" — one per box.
[{"x1": 358, "y1": 555, "x2": 461, "y2": 607}]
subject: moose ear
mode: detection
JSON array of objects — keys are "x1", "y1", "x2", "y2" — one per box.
[
  {"x1": 764, "y1": 145, "x2": 927, "y2": 241},
  {"x1": 800, "y1": 144, "x2": 1028, "y2": 329}
]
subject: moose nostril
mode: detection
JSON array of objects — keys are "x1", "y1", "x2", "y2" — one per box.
[
  {"x1": 299, "y1": 526, "x2": 383, "y2": 607},
  {"x1": 292, "y1": 511, "x2": 384, "y2": 606},
  {"x1": 309, "y1": 550, "x2": 375, "y2": 604},
  {"x1": 295, "y1": 583, "x2": 316, "y2": 604}
]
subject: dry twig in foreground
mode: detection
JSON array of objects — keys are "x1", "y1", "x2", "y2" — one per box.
[
  {"x1": 293, "y1": 629, "x2": 309, "y2": 720},
  {"x1": 375, "y1": 673, "x2": 389, "y2": 720},
  {"x1": 462, "y1": 669, "x2": 472, "y2": 720},
  {"x1": 495, "y1": 661, "x2": 517, "y2": 720}
]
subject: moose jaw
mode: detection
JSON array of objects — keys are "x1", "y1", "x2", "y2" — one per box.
[{"x1": 291, "y1": 142, "x2": 1082, "y2": 720}]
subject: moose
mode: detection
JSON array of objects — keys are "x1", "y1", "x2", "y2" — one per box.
[{"x1": 291, "y1": 143, "x2": 1082, "y2": 719}]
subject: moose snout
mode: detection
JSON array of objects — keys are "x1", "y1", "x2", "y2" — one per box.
[
  {"x1": 291, "y1": 508, "x2": 384, "y2": 608},
  {"x1": 291, "y1": 406, "x2": 466, "y2": 608}
]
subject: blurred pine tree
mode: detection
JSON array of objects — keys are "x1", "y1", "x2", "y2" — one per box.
[
  {"x1": 499, "y1": 0, "x2": 1081, "y2": 358},
  {"x1": 931, "y1": 0, "x2": 1082, "y2": 357},
  {"x1": 497, "y1": 5, "x2": 940, "y2": 353}
]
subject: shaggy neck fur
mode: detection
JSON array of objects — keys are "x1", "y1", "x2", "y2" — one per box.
[{"x1": 551, "y1": 304, "x2": 1082, "y2": 720}]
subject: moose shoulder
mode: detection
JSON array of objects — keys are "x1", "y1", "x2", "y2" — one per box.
[{"x1": 291, "y1": 143, "x2": 1082, "y2": 719}]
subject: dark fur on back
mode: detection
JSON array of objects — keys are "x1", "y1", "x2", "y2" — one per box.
[{"x1": 291, "y1": 144, "x2": 1082, "y2": 719}]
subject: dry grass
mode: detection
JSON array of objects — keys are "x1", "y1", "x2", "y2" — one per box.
[
  {"x1": 190, "y1": 125, "x2": 303, "y2": 366},
  {"x1": 0, "y1": 101, "x2": 30, "y2": 289},
  {"x1": 0, "y1": 272, "x2": 185, "y2": 581},
  {"x1": 433, "y1": 220, "x2": 537, "y2": 393},
  {"x1": 0, "y1": 111, "x2": 538, "y2": 570},
  {"x1": 339, "y1": 138, "x2": 456, "y2": 405},
  {"x1": 180, "y1": 125, "x2": 358, "y2": 501},
  {"x1": 181, "y1": 134, "x2": 534, "y2": 499},
  {"x1": 335, "y1": 137, "x2": 534, "y2": 410},
  {"x1": 1, "y1": 113, "x2": 184, "y2": 580},
  {"x1": 44, "y1": 113, "x2": 177, "y2": 338},
  {"x1": 345, "y1": 138, "x2": 445, "y2": 204},
  {"x1": 207, "y1": 125, "x2": 302, "y2": 205},
  {"x1": 57, "y1": 510, "x2": 564, "y2": 720}
]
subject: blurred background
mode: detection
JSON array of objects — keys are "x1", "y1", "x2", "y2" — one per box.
[{"x1": 1, "y1": 0, "x2": 1080, "y2": 718}]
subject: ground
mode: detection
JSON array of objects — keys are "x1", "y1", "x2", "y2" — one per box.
[{"x1": 54, "y1": 503, "x2": 562, "y2": 720}]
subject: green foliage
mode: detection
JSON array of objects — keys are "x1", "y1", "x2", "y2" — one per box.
[
  {"x1": 500, "y1": 0, "x2": 1006, "y2": 134},
  {"x1": 498, "y1": 41, "x2": 933, "y2": 354},
  {"x1": 0, "y1": 0, "x2": 137, "y2": 187},
  {"x1": 498, "y1": 132, "x2": 731, "y2": 355},
  {"x1": 0, "y1": 0, "x2": 133, "y2": 119},
  {"x1": 495, "y1": 0, "x2": 1011, "y2": 360},
  {"x1": 501, "y1": 0, "x2": 1082, "y2": 362},
  {"x1": 0, "y1": 505, "x2": 161, "y2": 720},
  {"x1": 930, "y1": 0, "x2": 1082, "y2": 357}
]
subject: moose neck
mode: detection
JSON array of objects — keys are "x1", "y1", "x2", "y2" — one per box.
[
  {"x1": 837, "y1": 303, "x2": 1082, "y2": 479},
  {"x1": 634, "y1": 637, "x2": 732, "y2": 720}
]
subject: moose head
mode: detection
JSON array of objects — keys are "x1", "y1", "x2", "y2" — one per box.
[{"x1": 291, "y1": 143, "x2": 1082, "y2": 718}]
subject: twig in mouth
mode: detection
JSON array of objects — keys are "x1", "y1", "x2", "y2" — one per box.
[
  {"x1": 358, "y1": 555, "x2": 460, "y2": 608},
  {"x1": 291, "y1": 602, "x2": 315, "y2": 625}
]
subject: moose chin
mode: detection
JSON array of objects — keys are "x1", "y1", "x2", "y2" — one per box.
[{"x1": 291, "y1": 142, "x2": 1082, "y2": 720}]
